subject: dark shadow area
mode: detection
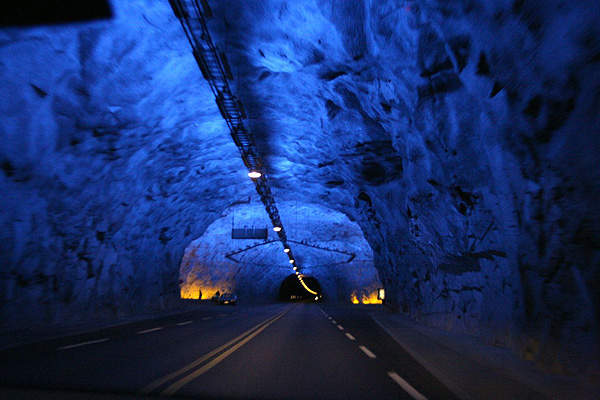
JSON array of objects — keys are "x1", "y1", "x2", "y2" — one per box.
[
  {"x1": 279, "y1": 274, "x2": 322, "y2": 301},
  {"x1": 0, "y1": 0, "x2": 112, "y2": 27},
  {"x1": 207, "y1": 1, "x2": 277, "y2": 173}
]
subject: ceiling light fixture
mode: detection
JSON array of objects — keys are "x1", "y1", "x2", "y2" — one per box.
[
  {"x1": 273, "y1": 226, "x2": 282, "y2": 232},
  {"x1": 299, "y1": 278, "x2": 317, "y2": 295},
  {"x1": 248, "y1": 171, "x2": 261, "y2": 178}
]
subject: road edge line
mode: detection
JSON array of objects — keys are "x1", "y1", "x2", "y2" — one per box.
[
  {"x1": 371, "y1": 314, "x2": 471, "y2": 400},
  {"x1": 56, "y1": 338, "x2": 109, "y2": 351}
]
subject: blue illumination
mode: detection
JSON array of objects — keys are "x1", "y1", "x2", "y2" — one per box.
[{"x1": 0, "y1": 0, "x2": 597, "y2": 375}]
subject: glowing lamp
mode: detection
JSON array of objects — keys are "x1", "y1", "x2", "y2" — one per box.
[
  {"x1": 248, "y1": 171, "x2": 262, "y2": 178},
  {"x1": 283, "y1": 248, "x2": 290, "y2": 253},
  {"x1": 377, "y1": 288, "x2": 385, "y2": 300},
  {"x1": 273, "y1": 226, "x2": 282, "y2": 232},
  {"x1": 299, "y1": 277, "x2": 318, "y2": 295},
  {"x1": 289, "y1": 259, "x2": 294, "y2": 264},
  {"x1": 293, "y1": 266, "x2": 297, "y2": 271}
]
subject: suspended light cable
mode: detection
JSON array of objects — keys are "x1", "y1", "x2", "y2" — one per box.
[{"x1": 169, "y1": 0, "x2": 303, "y2": 271}]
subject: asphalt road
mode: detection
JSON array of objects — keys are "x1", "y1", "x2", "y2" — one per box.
[{"x1": 0, "y1": 303, "x2": 459, "y2": 399}]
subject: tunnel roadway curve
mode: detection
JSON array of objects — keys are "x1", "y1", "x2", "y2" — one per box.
[{"x1": 0, "y1": 303, "x2": 459, "y2": 399}]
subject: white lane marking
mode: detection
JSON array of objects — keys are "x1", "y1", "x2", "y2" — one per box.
[
  {"x1": 176, "y1": 320, "x2": 193, "y2": 326},
  {"x1": 328, "y1": 316, "x2": 332, "y2": 320},
  {"x1": 337, "y1": 325, "x2": 344, "y2": 331},
  {"x1": 331, "y1": 320, "x2": 337, "y2": 324},
  {"x1": 388, "y1": 371, "x2": 428, "y2": 400},
  {"x1": 202, "y1": 316, "x2": 212, "y2": 320},
  {"x1": 57, "y1": 338, "x2": 109, "y2": 351},
  {"x1": 345, "y1": 333, "x2": 356, "y2": 341},
  {"x1": 137, "y1": 327, "x2": 163, "y2": 335},
  {"x1": 359, "y1": 345, "x2": 377, "y2": 359}
]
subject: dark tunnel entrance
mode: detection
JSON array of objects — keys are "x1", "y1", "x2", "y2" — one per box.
[{"x1": 279, "y1": 274, "x2": 322, "y2": 302}]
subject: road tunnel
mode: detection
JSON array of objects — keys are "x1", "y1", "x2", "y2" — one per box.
[
  {"x1": 0, "y1": 0, "x2": 599, "y2": 397},
  {"x1": 178, "y1": 202, "x2": 381, "y2": 304},
  {"x1": 279, "y1": 274, "x2": 322, "y2": 302}
]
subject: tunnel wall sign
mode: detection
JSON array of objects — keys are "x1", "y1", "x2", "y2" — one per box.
[
  {"x1": 231, "y1": 227, "x2": 268, "y2": 239},
  {"x1": 377, "y1": 288, "x2": 385, "y2": 301}
]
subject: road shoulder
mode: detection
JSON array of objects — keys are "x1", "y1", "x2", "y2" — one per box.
[{"x1": 372, "y1": 311, "x2": 596, "y2": 400}]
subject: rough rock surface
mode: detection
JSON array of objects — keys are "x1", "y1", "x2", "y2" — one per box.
[
  {"x1": 179, "y1": 202, "x2": 379, "y2": 303},
  {"x1": 1, "y1": 0, "x2": 599, "y2": 375}
]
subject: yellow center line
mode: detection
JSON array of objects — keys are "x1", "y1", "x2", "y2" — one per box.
[
  {"x1": 162, "y1": 309, "x2": 288, "y2": 395},
  {"x1": 140, "y1": 306, "x2": 291, "y2": 395}
]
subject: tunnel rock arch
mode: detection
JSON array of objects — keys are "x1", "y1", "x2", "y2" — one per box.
[{"x1": 179, "y1": 202, "x2": 380, "y2": 303}]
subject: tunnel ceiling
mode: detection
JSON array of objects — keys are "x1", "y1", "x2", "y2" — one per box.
[{"x1": 1, "y1": 0, "x2": 599, "y2": 374}]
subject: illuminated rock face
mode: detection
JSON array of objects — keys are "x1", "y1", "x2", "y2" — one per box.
[
  {"x1": 179, "y1": 203, "x2": 379, "y2": 303},
  {"x1": 1, "y1": 0, "x2": 598, "y2": 373},
  {"x1": 0, "y1": 0, "x2": 252, "y2": 325}
]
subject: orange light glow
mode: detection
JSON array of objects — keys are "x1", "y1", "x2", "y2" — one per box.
[
  {"x1": 180, "y1": 284, "x2": 201, "y2": 300},
  {"x1": 179, "y1": 239, "x2": 236, "y2": 302},
  {"x1": 180, "y1": 282, "x2": 226, "y2": 300},
  {"x1": 350, "y1": 290, "x2": 382, "y2": 304}
]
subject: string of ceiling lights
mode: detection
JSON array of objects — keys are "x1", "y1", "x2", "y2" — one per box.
[{"x1": 169, "y1": 0, "x2": 317, "y2": 294}]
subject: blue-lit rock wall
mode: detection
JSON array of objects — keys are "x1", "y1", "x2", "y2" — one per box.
[
  {"x1": 0, "y1": 0, "x2": 254, "y2": 327},
  {"x1": 1, "y1": 0, "x2": 598, "y2": 374},
  {"x1": 206, "y1": 0, "x2": 599, "y2": 372}
]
